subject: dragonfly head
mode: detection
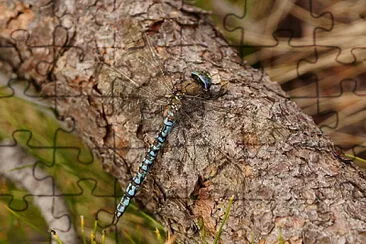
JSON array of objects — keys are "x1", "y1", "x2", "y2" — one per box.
[
  {"x1": 191, "y1": 70, "x2": 212, "y2": 92},
  {"x1": 175, "y1": 70, "x2": 212, "y2": 98}
]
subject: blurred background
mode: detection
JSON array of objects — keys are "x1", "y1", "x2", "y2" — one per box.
[{"x1": 0, "y1": 0, "x2": 365, "y2": 243}]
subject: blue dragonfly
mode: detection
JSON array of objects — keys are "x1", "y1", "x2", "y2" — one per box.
[
  {"x1": 112, "y1": 70, "x2": 212, "y2": 224},
  {"x1": 97, "y1": 30, "x2": 223, "y2": 225}
]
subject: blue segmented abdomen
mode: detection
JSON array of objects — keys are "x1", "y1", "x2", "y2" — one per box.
[{"x1": 113, "y1": 111, "x2": 177, "y2": 223}]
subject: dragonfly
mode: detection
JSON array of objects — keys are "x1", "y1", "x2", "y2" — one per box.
[
  {"x1": 112, "y1": 69, "x2": 213, "y2": 224},
  {"x1": 95, "y1": 25, "x2": 226, "y2": 225}
]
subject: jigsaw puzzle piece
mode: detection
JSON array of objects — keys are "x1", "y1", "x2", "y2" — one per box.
[
  {"x1": 0, "y1": 1, "x2": 84, "y2": 85},
  {"x1": 0, "y1": 73, "x2": 117, "y2": 241},
  {"x1": 0, "y1": 139, "x2": 77, "y2": 243},
  {"x1": 220, "y1": 0, "x2": 333, "y2": 51},
  {"x1": 295, "y1": 50, "x2": 365, "y2": 135}
]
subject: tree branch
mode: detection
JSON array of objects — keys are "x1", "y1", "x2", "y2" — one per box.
[{"x1": 1, "y1": 0, "x2": 366, "y2": 242}]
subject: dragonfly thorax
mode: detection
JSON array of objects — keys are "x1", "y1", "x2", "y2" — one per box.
[{"x1": 162, "y1": 93, "x2": 182, "y2": 119}]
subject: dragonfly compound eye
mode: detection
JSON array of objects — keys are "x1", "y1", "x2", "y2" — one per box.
[{"x1": 191, "y1": 70, "x2": 212, "y2": 91}]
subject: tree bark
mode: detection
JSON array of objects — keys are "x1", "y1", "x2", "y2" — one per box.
[{"x1": 1, "y1": 0, "x2": 366, "y2": 243}]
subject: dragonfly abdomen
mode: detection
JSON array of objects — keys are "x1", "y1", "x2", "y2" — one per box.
[{"x1": 113, "y1": 100, "x2": 180, "y2": 223}]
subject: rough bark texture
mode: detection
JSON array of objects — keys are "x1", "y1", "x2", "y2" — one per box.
[{"x1": 1, "y1": 0, "x2": 366, "y2": 243}]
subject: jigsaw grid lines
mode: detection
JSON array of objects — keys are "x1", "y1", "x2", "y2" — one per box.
[{"x1": 0, "y1": 0, "x2": 365, "y2": 243}]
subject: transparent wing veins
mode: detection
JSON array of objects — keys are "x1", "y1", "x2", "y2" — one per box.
[{"x1": 142, "y1": 33, "x2": 174, "y2": 94}]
